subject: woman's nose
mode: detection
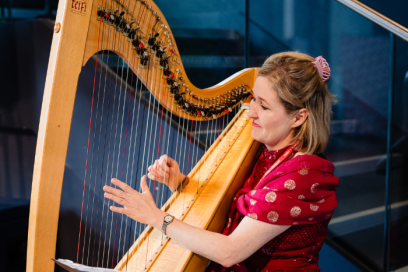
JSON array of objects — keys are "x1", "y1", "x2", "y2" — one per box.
[{"x1": 247, "y1": 100, "x2": 257, "y2": 119}]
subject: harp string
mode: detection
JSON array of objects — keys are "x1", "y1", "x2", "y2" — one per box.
[
  {"x1": 96, "y1": 23, "x2": 120, "y2": 267},
  {"x1": 91, "y1": 17, "x2": 116, "y2": 266},
  {"x1": 115, "y1": 18, "x2": 140, "y2": 265},
  {"x1": 118, "y1": 38, "x2": 142, "y2": 266},
  {"x1": 77, "y1": 0, "x2": 104, "y2": 263},
  {"x1": 145, "y1": 52, "x2": 168, "y2": 268},
  {"x1": 110, "y1": 19, "x2": 131, "y2": 267},
  {"x1": 72, "y1": 0, "x2": 246, "y2": 269},
  {"x1": 106, "y1": 8, "x2": 129, "y2": 266},
  {"x1": 101, "y1": 13, "x2": 125, "y2": 269},
  {"x1": 84, "y1": 17, "x2": 111, "y2": 266}
]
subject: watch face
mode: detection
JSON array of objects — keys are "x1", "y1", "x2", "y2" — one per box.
[{"x1": 164, "y1": 215, "x2": 173, "y2": 223}]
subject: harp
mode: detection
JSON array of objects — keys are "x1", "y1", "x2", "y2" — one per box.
[{"x1": 26, "y1": 0, "x2": 261, "y2": 271}]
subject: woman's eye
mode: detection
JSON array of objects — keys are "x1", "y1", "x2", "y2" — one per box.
[{"x1": 261, "y1": 105, "x2": 268, "y2": 110}]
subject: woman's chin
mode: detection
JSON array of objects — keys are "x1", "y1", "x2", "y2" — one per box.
[{"x1": 251, "y1": 129, "x2": 263, "y2": 143}]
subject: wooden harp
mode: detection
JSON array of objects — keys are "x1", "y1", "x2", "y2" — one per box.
[{"x1": 26, "y1": 0, "x2": 262, "y2": 271}]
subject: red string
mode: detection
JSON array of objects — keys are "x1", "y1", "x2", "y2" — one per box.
[
  {"x1": 145, "y1": 71, "x2": 168, "y2": 268},
  {"x1": 111, "y1": 52, "x2": 136, "y2": 268},
  {"x1": 77, "y1": 0, "x2": 104, "y2": 263}
]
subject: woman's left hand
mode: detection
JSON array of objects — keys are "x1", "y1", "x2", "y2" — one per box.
[{"x1": 103, "y1": 176, "x2": 164, "y2": 227}]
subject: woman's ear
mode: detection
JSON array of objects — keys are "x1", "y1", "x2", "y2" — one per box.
[{"x1": 292, "y1": 108, "x2": 308, "y2": 128}]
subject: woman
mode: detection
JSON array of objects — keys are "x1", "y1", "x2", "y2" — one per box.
[{"x1": 103, "y1": 52, "x2": 338, "y2": 272}]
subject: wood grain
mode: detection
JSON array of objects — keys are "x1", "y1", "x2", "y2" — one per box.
[{"x1": 26, "y1": 0, "x2": 261, "y2": 271}]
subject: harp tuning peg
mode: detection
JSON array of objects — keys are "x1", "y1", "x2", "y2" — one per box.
[{"x1": 119, "y1": 11, "x2": 125, "y2": 17}]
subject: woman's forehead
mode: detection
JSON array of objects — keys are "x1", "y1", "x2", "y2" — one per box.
[{"x1": 253, "y1": 77, "x2": 279, "y2": 104}]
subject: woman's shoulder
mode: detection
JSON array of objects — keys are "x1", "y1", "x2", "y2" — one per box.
[{"x1": 282, "y1": 152, "x2": 335, "y2": 175}]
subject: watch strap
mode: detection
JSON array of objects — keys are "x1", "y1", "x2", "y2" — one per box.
[{"x1": 162, "y1": 214, "x2": 174, "y2": 235}]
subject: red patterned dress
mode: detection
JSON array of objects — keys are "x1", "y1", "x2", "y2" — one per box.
[{"x1": 206, "y1": 146, "x2": 339, "y2": 272}]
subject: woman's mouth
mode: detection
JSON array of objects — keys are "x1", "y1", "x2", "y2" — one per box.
[{"x1": 252, "y1": 122, "x2": 261, "y2": 128}]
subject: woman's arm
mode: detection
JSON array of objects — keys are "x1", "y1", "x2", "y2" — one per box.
[
  {"x1": 157, "y1": 212, "x2": 290, "y2": 267},
  {"x1": 104, "y1": 177, "x2": 290, "y2": 268}
]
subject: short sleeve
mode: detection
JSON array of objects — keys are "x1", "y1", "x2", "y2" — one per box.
[{"x1": 236, "y1": 170, "x2": 337, "y2": 225}]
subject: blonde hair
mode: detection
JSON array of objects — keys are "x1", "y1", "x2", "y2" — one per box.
[{"x1": 258, "y1": 52, "x2": 336, "y2": 154}]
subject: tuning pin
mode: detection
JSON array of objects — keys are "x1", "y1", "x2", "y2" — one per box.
[
  {"x1": 153, "y1": 12, "x2": 157, "y2": 15},
  {"x1": 119, "y1": 11, "x2": 125, "y2": 17}
]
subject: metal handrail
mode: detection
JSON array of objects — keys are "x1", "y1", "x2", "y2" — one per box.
[{"x1": 337, "y1": 0, "x2": 408, "y2": 42}]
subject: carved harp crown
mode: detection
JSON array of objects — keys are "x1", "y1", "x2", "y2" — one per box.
[{"x1": 27, "y1": 0, "x2": 261, "y2": 271}]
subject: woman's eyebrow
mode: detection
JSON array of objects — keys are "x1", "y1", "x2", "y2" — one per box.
[{"x1": 257, "y1": 96, "x2": 271, "y2": 106}]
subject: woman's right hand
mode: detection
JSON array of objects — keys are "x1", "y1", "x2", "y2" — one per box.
[{"x1": 147, "y1": 155, "x2": 185, "y2": 191}]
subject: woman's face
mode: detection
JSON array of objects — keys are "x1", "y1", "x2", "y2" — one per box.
[{"x1": 248, "y1": 76, "x2": 297, "y2": 150}]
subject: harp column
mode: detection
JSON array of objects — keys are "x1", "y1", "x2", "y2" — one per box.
[{"x1": 26, "y1": 0, "x2": 94, "y2": 271}]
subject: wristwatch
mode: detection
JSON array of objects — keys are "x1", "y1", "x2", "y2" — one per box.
[{"x1": 162, "y1": 214, "x2": 175, "y2": 235}]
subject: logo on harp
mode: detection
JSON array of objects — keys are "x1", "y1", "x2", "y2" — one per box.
[{"x1": 70, "y1": 0, "x2": 88, "y2": 15}]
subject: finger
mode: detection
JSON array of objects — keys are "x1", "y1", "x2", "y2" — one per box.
[
  {"x1": 160, "y1": 155, "x2": 176, "y2": 168},
  {"x1": 141, "y1": 175, "x2": 152, "y2": 195},
  {"x1": 147, "y1": 166, "x2": 166, "y2": 178},
  {"x1": 151, "y1": 167, "x2": 170, "y2": 179},
  {"x1": 111, "y1": 178, "x2": 134, "y2": 194},
  {"x1": 158, "y1": 159, "x2": 171, "y2": 174},
  {"x1": 110, "y1": 205, "x2": 126, "y2": 214},
  {"x1": 104, "y1": 192, "x2": 126, "y2": 206},
  {"x1": 148, "y1": 172, "x2": 164, "y2": 182},
  {"x1": 103, "y1": 185, "x2": 126, "y2": 199}
]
